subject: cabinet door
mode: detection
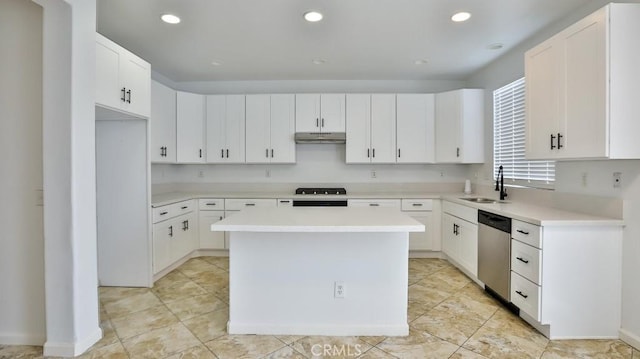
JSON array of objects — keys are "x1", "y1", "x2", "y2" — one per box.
[
  {"x1": 562, "y1": 11, "x2": 607, "y2": 158},
  {"x1": 320, "y1": 94, "x2": 346, "y2": 132},
  {"x1": 295, "y1": 94, "x2": 320, "y2": 132},
  {"x1": 435, "y1": 91, "x2": 461, "y2": 163},
  {"x1": 152, "y1": 221, "x2": 174, "y2": 274},
  {"x1": 206, "y1": 95, "x2": 226, "y2": 163},
  {"x1": 525, "y1": 40, "x2": 562, "y2": 160},
  {"x1": 345, "y1": 94, "x2": 371, "y2": 163},
  {"x1": 245, "y1": 95, "x2": 271, "y2": 163},
  {"x1": 95, "y1": 34, "x2": 122, "y2": 111},
  {"x1": 407, "y1": 212, "x2": 433, "y2": 251},
  {"x1": 442, "y1": 214, "x2": 458, "y2": 260},
  {"x1": 150, "y1": 81, "x2": 176, "y2": 163},
  {"x1": 371, "y1": 94, "x2": 397, "y2": 163},
  {"x1": 225, "y1": 95, "x2": 246, "y2": 163},
  {"x1": 176, "y1": 92, "x2": 205, "y2": 163},
  {"x1": 121, "y1": 52, "x2": 151, "y2": 118},
  {"x1": 457, "y1": 219, "x2": 478, "y2": 277},
  {"x1": 173, "y1": 213, "x2": 196, "y2": 260},
  {"x1": 199, "y1": 211, "x2": 226, "y2": 249},
  {"x1": 397, "y1": 94, "x2": 435, "y2": 163},
  {"x1": 270, "y1": 94, "x2": 296, "y2": 163}
]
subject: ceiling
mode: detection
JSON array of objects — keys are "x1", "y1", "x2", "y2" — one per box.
[{"x1": 97, "y1": 0, "x2": 590, "y2": 82}]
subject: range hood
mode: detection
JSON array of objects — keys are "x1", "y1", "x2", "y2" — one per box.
[{"x1": 294, "y1": 132, "x2": 346, "y2": 144}]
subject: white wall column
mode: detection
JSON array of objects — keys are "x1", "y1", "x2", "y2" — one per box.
[{"x1": 34, "y1": 0, "x2": 101, "y2": 356}]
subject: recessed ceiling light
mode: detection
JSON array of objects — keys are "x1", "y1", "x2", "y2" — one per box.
[
  {"x1": 451, "y1": 12, "x2": 471, "y2": 22},
  {"x1": 304, "y1": 11, "x2": 323, "y2": 22},
  {"x1": 211, "y1": 60, "x2": 223, "y2": 66},
  {"x1": 161, "y1": 14, "x2": 181, "y2": 24},
  {"x1": 487, "y1": 43, "x2": 504, "y2": 50},
  {"x1": 312, "y1": 58, "x2": 326, "y2": 65},
  {"x1": 414, "y1": 59, "x2": 429, "y2": 65}
]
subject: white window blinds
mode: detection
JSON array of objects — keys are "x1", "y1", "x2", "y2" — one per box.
[{"x1": 493, "y1": 77, "x2": 555, "y2": 187}]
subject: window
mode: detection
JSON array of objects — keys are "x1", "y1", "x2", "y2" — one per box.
[{"x1": 493, "y1": 77, "x2": 555, "y2": 188}]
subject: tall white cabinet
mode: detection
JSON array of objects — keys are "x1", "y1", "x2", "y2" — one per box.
[
  {"x1": 96, "y1": 33, "x2": 150, "y2": 118},
  {"x1": 245, "y1": 94, "x2": 296, "y2": 163},
  {"x1": 396, "y1": 94, "x2": 435, "y2": 163},
  {"x1": 295, "y1": 94, "x2": 346, "y2": 133},
  {"x1": 176, "y1": 91, "x2": 205, "y2": 163},
  {"x1": 525, "y1": 3, "x2": 640, "y2": 160},
  {"x1": 434, "y1": 89, "x2": 484, "y2": 163},
  {"x1": 346, "y1": 94, "x2": 396, "y2": 163},
  {"x1": 206, "y1": 95, "x2": 246, "y2": 163},
  {"x1": 150, "y1": 80, "x2": 176, "y2": 163}
]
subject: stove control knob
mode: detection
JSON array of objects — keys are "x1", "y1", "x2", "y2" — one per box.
[
  {"x1": 325, "y1": 191, "x2": 329, "y2": 194},
  {"x1": 313, "y1": 191, "x2": 317, "y2": 194}
]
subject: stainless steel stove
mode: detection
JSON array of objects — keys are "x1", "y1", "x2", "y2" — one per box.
[{"x1": 293, "y1": 187, "x2": 348, "y2": 207}]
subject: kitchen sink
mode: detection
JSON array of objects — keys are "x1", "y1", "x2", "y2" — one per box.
[{"x1": 459, "y1": 197, "x2": 497, "y2": 204}]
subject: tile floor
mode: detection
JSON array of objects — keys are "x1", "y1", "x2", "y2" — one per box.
[{"x1": 1, "y1": 257, "x2": 638, "y2": 359}]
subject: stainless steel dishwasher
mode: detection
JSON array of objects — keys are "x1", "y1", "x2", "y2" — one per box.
[{"x1": 477, "y1": 210, "x2": 514, "y2": 307}]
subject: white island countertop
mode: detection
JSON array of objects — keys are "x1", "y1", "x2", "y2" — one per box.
[{"x1": 211, "y1": 207, "x2": 425, "y2": 233}]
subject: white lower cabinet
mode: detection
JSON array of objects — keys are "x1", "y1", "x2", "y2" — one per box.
[
  {"x1": 442, "y1": 202, "x2": 478, "y2": 277},
  {"x1": 401, "y1": 199, "x2": 438, "y2": 251},
  {"x1": 198, "y1": 198, "x2": 226, "y2": 250},
  {"x1": 152, "y1": 200, "x2": 198, "y2": 275},
  {"x1": 348, "y1": 199, "x2": 401, "y2": 209}
]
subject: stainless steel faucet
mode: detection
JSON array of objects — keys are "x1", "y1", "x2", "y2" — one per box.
[{"x1": 495, "y1": 165, "x2": 508, "y2": 201}]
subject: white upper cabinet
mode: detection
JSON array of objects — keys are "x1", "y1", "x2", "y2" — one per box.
[
  {"x1": 206, "y1": 95, "x2": 246, "y2": 163},
  {"x1": 526, "y1": 4, "x2": 640, "y2": 160},
  {"x1": 176, "y1": 91, "x2": 205, "y2": 163},
  {"x1": 295, "y1": 94, "x2": 346, "y2": 133},
  {"x1": 150, "y1": 80, "x2": 176, "y2": 163},
  {"x1": 396, "y1": 94, "x2": 435, "y2": 163},
  {"x1": 434, "y1": 89, "x2": 484, "y2": 163},
  {"x1": 96, "y1": 33, "x2": 150, "y2": 118},
  {"x1": 346, "y1": 94, "x2": 396, "y2": 164},
  {"x1": 246, "y1": 94, "x2": 296, "y2": 163}
]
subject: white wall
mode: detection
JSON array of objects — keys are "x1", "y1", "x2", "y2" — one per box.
[
  {"x1": 0, "y1": 0, "x2": 45, "y2": 345},
  {"x1": 465, "y1": 0, "x2": 640, "y2": 348}
]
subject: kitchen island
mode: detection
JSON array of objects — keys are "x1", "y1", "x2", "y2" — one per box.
[{"x1": 211, "y1": 206, "x2": 424, "y2": 336}]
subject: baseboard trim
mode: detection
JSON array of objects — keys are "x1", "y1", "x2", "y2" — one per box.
[
  {"x1": 227, "y1": 322, "x2": 409, "y2": 337},
  {"x1": 619, "y1": 328, "x2": 640, "y2": 351},
  {"x1": 408, "y1": 251, "x2": 444, "y2": 259},
  {"x1": 0, "y1": 333, "x2": 45, "y2": 346},
  {"x1": 43, "y1": 326, "x2": 102, "y2": 357}
]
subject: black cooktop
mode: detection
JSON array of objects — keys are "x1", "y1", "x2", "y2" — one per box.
[{"x1": 295, "y1": 187, "x2": 347, "y2": 195}]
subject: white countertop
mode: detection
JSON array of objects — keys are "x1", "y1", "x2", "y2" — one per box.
[
  {"x1": 443, "y1": 195, "x2": 624, "y2": 227},
  {"x1": 211, "y1": 207, "x2": 426, "y2": 232}
]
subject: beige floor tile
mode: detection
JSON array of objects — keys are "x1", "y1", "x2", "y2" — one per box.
[
  {"x1": 423, "y1": 266, "x2": 472, "y2": 292},
  {"x1": 178, "y1": 258, "x2": 223, "y2": 278},
  {"x1": 181, "y1": 308, "x2": 229, "y2": 342},
  {"x1": 292, "y1": 336, "x2": 372, "y2": 358},
  {"x1": 103, "y1": 290, "x2": 163, "y2": 319},
  {"x1": 263, "y1": 345, "x2": 308, "y2": 359},
  {"x1": 407, "y1": 301, "x2": 429, "y2": 323},
  {"x1": 164, "y1": 292, "x2": 228, "y2": 321},
  {"x1": 0, "y1": 345, "x2": 43, "y2": 358},
  {"x1": 88, "y1": 319, "x2": 120, "y2": 350},
  {"x1": 411, "y1": 293, "x2": 498, "y2": 345},
  {"x1": 358, "y1": 347, "x2": 399, "y2": 358},
  {"x1": 541, "y1": 339, "x2": 633, "y2": 359},
  {"x1": 375, "y1": 329, "x2": 459, "y2": 359},
  {"x1": 99, "y1": 287, "x2": 152, "y2": 305},
  {"x1": 407, "y1": 283, "x2": 450, "y2": 310},
  {"x1": 204, "y1": 335, "x2": 286, "y2": 359},
  {"x1": 462, "y1": 308, "x2": 549, "y2": 359},
  {"x1": 201, "y1": 256, "x2": 230, "y2": 271},
  {"x1": 358, "y1": 336, "x2": 387, "y2": 346},
  {"x1": 188, "y1": 271, "x2": 229, "y2": 292},
  {"x1": 634, "y1": 348, "x2": 640, "y2": 358},
  {"x1": 121, "y1": 322, "x2": 200, "y2": 358},
  {"x1": 275, "y1": 335, "x2": 306, "y2": 345},
  {"x1": 450, "y1": 347, "x2": 490, "y2": 359},
  {"x1": 110, "y1": 305, "x2": 179, "y2": 340},
  {"x1": 164, "y1": 344, "x2": 216, "y2": 359},
  {"x1": 152, "y1": 269, "x2": 190, "y2": 289},
  {"x1": 77, "y1": 341, "x2": 129, "y2": 359},
  {"x1": 151, "y1": 279, "x2": 208, "y2": 303}
]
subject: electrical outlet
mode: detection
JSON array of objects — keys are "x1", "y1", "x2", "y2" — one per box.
[
  {"x1": 581, "y1": 172, "x2": 588, "y2": 187},
  {"x1": 371, "y1": 170, "x2": 377, "y2": 179},
  {"x1": 613, "y1": 172, "x2": 622, "y2": 188},
  {"x1": 334, "y1": 281, "x2": 346, "y2": 299}
]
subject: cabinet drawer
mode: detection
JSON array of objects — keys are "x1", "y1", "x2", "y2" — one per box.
[
  {"x1": 153, "y1": 200, "x2": 195, "y2": 223},
  {"x1": 401, "y1": 199, "x2": 433, "y2": 211},
  {"x1": 511, "y1": 239, "x2": 542, "y2": 285},
  {"x1": 512, "y1": 220, "x2": 542, "y2": 249},
  {"x1": 511, "y1": 271, "x2": 541, "y2": 321},
  {"x1": 443, "y1": 201, "x2": 477, "y2": 224},
  {"x1": 199, "y1": 198, "x2": 224, "y2": 210},
  {"x1": 224, "y1": 198, "x2": 277, "y2": 211},
  {"x1": 277, "y1": 199, "x2": 293, "y2": 207},
  {"x1": 348, "y1": 199, "x2": 401, "y2": 208}
]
